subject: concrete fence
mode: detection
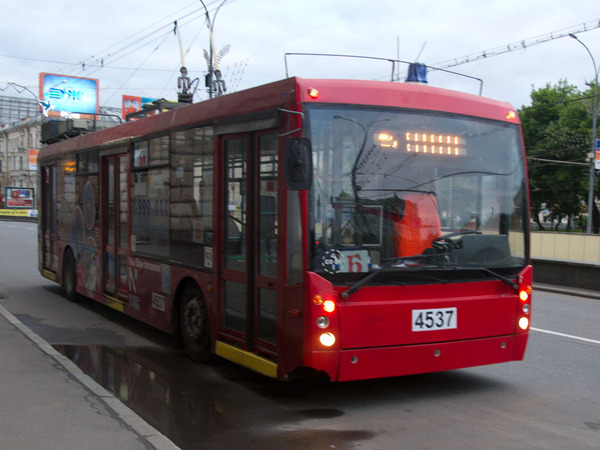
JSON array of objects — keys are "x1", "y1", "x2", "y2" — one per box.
[
  {"x1": 531, "y1": 232, "x2": 600, "y2": 291},
  {"x1": 531, "y1": 232, "x2": 600, "y2": 263}
]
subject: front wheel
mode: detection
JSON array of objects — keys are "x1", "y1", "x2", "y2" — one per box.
[{"x1": 179, "y1": 282, "x2": 211, "y2": 362}]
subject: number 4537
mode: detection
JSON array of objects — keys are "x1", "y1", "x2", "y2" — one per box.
[{"x1": 412, "y1": 307, "x2": 457, "y2": 332}]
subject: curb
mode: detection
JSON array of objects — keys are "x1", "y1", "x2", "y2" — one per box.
[{"x1": 0, "y1": 303, "x2": 180, "y2": 450}]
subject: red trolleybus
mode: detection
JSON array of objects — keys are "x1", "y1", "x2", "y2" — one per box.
[{"x1": 38, "y1": 75, "x2": 532, "y2": 381}]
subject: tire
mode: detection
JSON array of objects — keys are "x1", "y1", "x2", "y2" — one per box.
[
  {"x1": 179, "y1": 282, "x2": 211, "y2": 362},
  {"x1": 63, "y1": 249, "x2": 80, "y2": 302}
]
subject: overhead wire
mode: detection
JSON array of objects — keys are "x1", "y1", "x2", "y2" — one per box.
[
  {"x1": 44, "y1": 0, "x2": 230, "y2": 102},
  {"x1": 73, "y1": 2, "x2": 206, "y2": 71},
  {"x1": 71, "y1": 9, "x2": 208, "y2": 77},
  {"x1": 86, "y1": 1, "x2": 201, "y2": 63},
  {"x1": 103, "y1": 30, "x2": 175, "y2": 105}
]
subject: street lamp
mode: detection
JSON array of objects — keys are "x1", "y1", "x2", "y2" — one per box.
[
  {"x1": 569, "y1": 33, "x2": 598, "y2": 234},
  {"x1": 8, "y1": 82, "x2": 50, "y2": 119}
]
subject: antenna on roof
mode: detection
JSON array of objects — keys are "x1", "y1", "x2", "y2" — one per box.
[{"x1": 414, "y1": 41, "x2": 427, "y2": 61}]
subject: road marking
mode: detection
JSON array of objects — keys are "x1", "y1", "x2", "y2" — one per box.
[{"x1": 531, "y1": 327, "x2": 600, "y2": 345}]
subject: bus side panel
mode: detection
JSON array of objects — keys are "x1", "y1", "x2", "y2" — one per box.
[
  {"x1": 125, "y1": 256, "x2": 172, "y2": 322},
  {"x1": 280, "y1": 283, "x2": 307, "y2": 378},
  {"x1": 118, "y1": 260, "x2": 217, "y2": 335}
]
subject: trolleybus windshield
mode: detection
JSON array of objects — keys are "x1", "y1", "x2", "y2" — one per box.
[{"x1": 307, "y1": 106, "x2": 527, "y2": 280}]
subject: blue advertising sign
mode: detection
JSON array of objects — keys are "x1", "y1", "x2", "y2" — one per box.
[{"x1": 39, "y1": 73, "x2": 99, "y2": 116}]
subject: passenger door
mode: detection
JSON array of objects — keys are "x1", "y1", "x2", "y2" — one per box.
[
  {"x1": 41, "y1": 165, "x2": 57, "y2": 272},
  {"x1": 102, "y1": 153, "x2": 129, "y2": 299},
  {"x1": 220, "y1": 132, "x2": 280, "y2": 357}
]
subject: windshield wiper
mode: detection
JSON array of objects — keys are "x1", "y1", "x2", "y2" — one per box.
[
  {"x1": 341, "y1": 256, "x2": 518, "y2": 299},
  {"x1": 359, "y1": 188, "x2": 436, "y2": 196},
  {"x1": 341, "y1": 253, "x2": 436, "y2": 299},
  {"x1": 450, "y1": 266, "x2": 518, "y2": 290}
]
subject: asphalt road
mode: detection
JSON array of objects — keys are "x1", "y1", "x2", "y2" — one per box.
[{"x1": 1, "y1": 221, "x2": 599, "y2": 449}]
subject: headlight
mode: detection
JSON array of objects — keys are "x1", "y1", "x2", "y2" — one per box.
[
  {"x1": 518, "y1": 317, "x2": 529, "y2": 331},
  {"x1": 319, "y1": 332, "x2": 336, "y2": 347}
]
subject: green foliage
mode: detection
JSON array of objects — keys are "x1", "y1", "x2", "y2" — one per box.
[{"x1": 519, "y1": 79, "x2": 597, "y2": 232}]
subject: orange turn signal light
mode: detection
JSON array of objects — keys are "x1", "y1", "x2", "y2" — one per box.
[{"x1": 308, "y1": 88, "x2": 320, "y2": 99}]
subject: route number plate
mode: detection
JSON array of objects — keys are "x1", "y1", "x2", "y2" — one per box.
[{"x1": 412, "y1": 307, "x2": 457, "y2": 332}]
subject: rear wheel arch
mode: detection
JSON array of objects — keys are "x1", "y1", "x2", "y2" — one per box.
[{"x1": 62, "y1": 246, "x2": 80, "y2": 302}]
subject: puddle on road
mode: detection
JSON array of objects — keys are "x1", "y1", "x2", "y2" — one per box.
[
  {"x1": 54, "y1": 344, "x2": 260, "y2": 449},
  {"x1": 54, "y1": 344, "x2": 374, "y2": 449}
]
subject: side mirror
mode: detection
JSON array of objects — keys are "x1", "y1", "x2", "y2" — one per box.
[{"x1": 284, "y1": 138, "x2": 313, "y2": 190}]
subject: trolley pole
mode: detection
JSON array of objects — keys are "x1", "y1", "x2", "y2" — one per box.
[
  {"x1": 569, "y1": 34, "x2": 598, "y2": 234},
  {"x1": 199, "y1": 0, "x2": 227, "y2": 99}
]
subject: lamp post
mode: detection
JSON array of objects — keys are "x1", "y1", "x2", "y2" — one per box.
[
  {"x1": 8, "y1": 82, "x2": 49, "y2": 119},
  {"x1": 569, "y1": 33, "x2": 598, "y2": 234}
]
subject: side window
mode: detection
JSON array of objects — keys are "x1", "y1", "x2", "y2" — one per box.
[
  {"x1": 130, "y1": 137, "x2": 170, "y2": 258},
  {"x1": 170, "y1": 127, "x2": 215, "y2": 267},
  {"x1": 258, "y1": 133, "x2": 278, "y2": 278},
  {"x1": 57, "y1": 156, "x2": 76, "y2": 243}
]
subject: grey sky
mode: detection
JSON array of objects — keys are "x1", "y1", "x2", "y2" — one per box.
[{"x1": 2, "y1": 0, "x2": 599, "y2": 109}]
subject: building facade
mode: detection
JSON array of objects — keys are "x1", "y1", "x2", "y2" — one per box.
[
  {"x1": 0, "y1": 95, "x2": 122, "y2": 209},
  {"x1": 0, "y1": 116, "x2": 41, "y2": 208},
  {"x1": 0, "y1": 96, "x2": 39, "y2": 127}
]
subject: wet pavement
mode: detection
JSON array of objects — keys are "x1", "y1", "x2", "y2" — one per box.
[
  {"x1": 52, "y1": 343, "x2": 377, "y2": 449},
  {"x1": 0, "y1": 303, "x2": 177, "y2": 450}
]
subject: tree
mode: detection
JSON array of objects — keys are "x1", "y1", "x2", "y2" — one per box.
[{"x1": 519, "y1": 80, "x2": 596, "y2": 232}]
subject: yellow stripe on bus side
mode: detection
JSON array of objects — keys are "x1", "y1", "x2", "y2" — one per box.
[
  {"x1": 41, "y1": 270, "x2": 57, "y2": 282},
  {"x1": 215, "y1": 341, "x2": 278, "y2": 379},
  {"x1": 104, "y1": 295, "x2": 125, "y2": 312}
]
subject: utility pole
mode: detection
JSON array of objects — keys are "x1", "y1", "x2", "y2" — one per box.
[{"x1": 569, "y1": 33, "x2": 598, "y2": 234}]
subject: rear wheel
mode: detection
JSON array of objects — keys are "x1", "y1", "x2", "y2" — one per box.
[
  {"x1": 179, "y1": 282, "x2": 211, "y2": 362},
  {"x1": 63, "y1": 249, "x2": 80, "y2": 302}
]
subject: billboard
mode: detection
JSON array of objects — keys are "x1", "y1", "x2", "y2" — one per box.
[
  {"x1": 28, "y1": 149, "x2": 39, "y2": 171},
  {"x1": 39, "y1": 73, "x2": 99, "y2": 117},
  {"x1": 5, "y1": 187, "x2": 35, "y2": 209}
]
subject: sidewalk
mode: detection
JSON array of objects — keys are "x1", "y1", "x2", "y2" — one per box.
[
  {"x1": 0, "y1": 303, "x2": 179, "y2": 450},
  {"x1": 534, "y1": 282, "x2": 600, "y2": 300}
]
